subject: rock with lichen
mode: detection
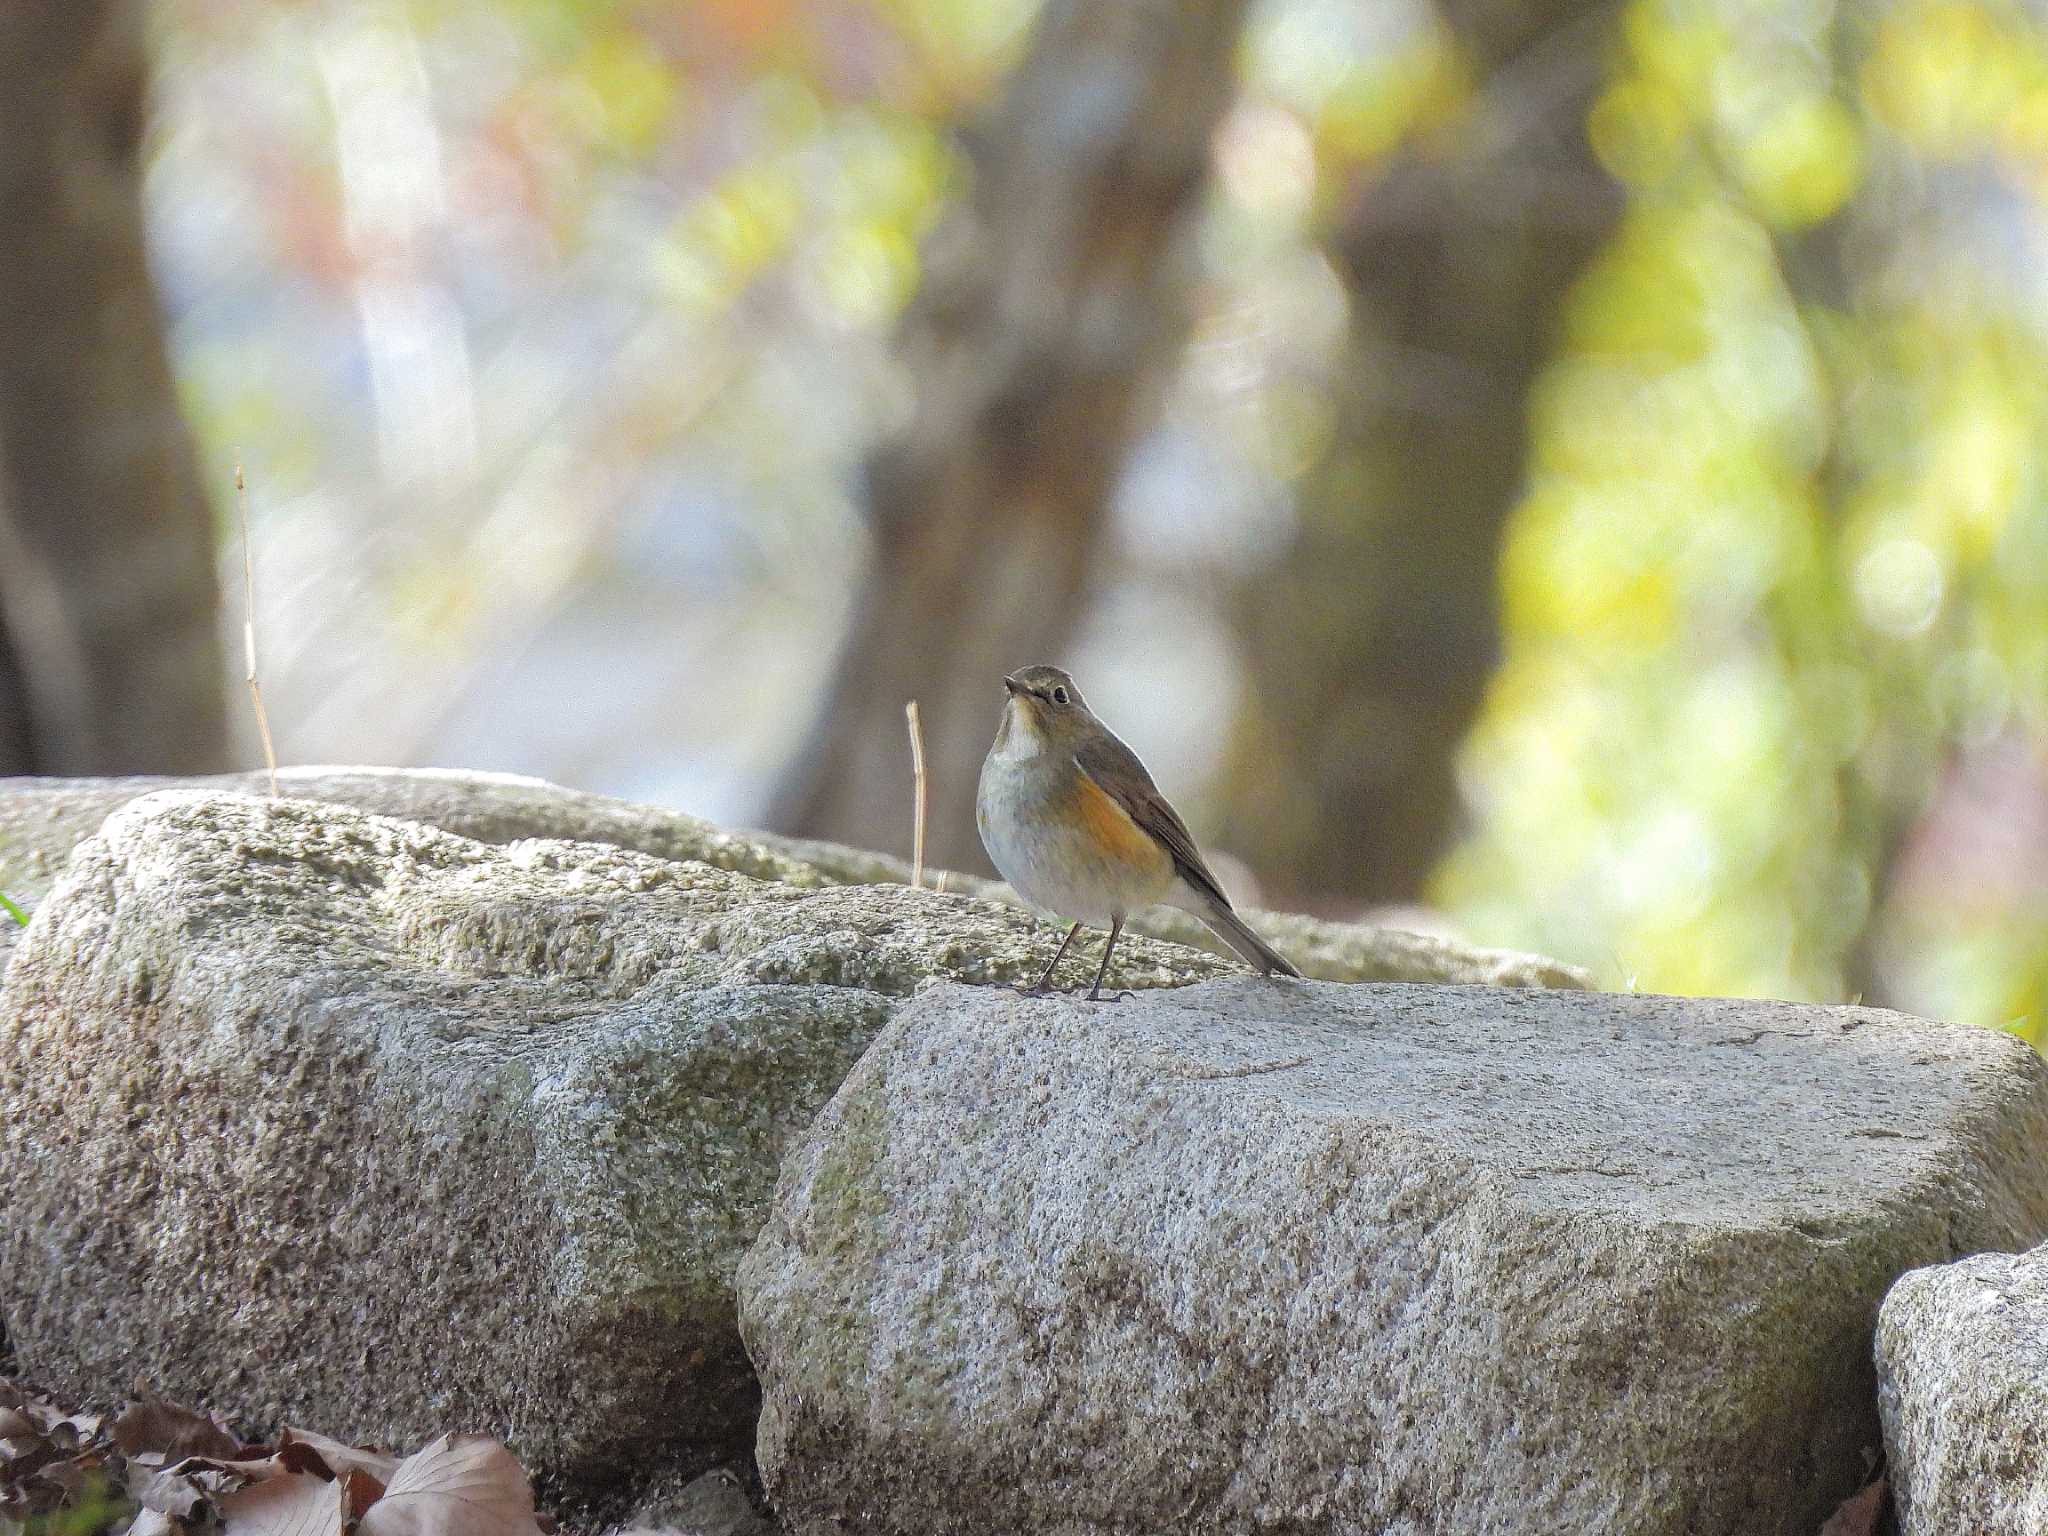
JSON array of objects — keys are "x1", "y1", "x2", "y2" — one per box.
[{"x1": 0, "y1": 789, "x2": 1215, "y2": 1512}]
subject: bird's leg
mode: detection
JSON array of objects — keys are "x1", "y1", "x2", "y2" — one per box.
[
  {"x1": 1085, "y1": 916, "x2": 1132, "y2": 1002},
  {"x1": 1021, "y1": 921, "x2": 1084, "y2": 994}
]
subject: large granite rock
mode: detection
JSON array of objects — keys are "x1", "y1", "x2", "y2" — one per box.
[
  {"x1": 739, "y1": 982, "x2": 2048, "y2": 1536},
  {"x1": 1878, "y1": 1241, "x2": 2048, "y2": 1534},
  {"x1": 0, "y1": 790, "x2": 1215, "y2": 1509},
  {"x1": 0, "y1": 768, "x2": 1590, "y2": 988}
]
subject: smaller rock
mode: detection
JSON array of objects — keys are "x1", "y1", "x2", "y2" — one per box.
[
  {"x1": 1878, "y1": 1242, "x2": 2048, "y2": 1536},
  {"x1": 610, "y1": 1466, "x2": 778, "y2": 1536}
]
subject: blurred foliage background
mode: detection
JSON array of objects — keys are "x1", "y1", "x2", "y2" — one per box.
[{"x1": 0, "y1": 0, "x2": 2042, "y2": 1035}]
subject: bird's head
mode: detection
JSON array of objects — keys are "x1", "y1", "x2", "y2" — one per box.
[{"x1": 997, "y1": 664, "x2": 1092, "y2": 749}]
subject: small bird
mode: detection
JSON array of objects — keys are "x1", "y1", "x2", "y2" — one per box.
[{"x1": 976, "y1": 664, "x2": 1301, "y2": 999}]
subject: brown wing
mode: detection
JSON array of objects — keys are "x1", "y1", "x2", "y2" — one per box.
[{"x1": 1072, "y1": 731, "x2": 1236, "y2": 912}]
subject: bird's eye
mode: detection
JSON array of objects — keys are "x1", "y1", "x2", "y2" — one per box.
[{"x1": 1051, "y1": 686, "x2": 1069, "y2": 705}]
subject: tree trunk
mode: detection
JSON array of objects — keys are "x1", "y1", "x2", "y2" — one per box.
[
  {"x1": 767, "y1": 0, "x2": 1252, "y2": 870},
  {"x1": 0, "y1": 0, "x2": 229, "y2": 776},
  {"x1": 1217, "y1": 0, "x2": 1624, "y2": 909}
]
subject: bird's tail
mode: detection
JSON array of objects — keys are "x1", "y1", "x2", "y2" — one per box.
[{"x1": 1189, "y1": 894, "x2": 1302, "y2": 979}]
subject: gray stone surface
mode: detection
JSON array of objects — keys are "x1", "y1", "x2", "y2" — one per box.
[
  {"x1": 0, "y1": 768, "x2": 1591, "y2": 988},
  {"x1": 0, "y1": 767, "x2": 826, "y2": 909},
  {"x1": 1878, "y1": 1241, "x2": 2048, "y2": 1535},
  {"x1": 739, "y1": 981, "x2": 2048, "y2": 1536},
  {"x1": 612, "y1": 1466, "x2": 779, "y2": 1536},
  {"x1": 0, "y1": 790, "x2": 1215, "y2": 1509}
]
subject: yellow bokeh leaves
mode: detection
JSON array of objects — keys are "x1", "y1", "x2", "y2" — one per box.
[
  {"x1": 1316, "y1": 37, "x2": 1466, "y2": 168},
  {"x1": 1727, "y1": 94, "x2": 1862, "y2": 227},
  {"x1": 548, "y1": 28, "x2": 681, "y2": 158},
  {"x1": 1590, "y1": 0, "x2": 1863, "y2": 225},
  {"x1": 1863, "y1": 0, "x2": 2035, "y2": 157},
  {"x1": 1590, "y1": 74, "x2": 1693, "y2": 186},
  {"x1": 662, "y1": 163, "x2": 803, "y2": 309},
  {"x1": 658, "y1": 100, "x2": 950, "y2": 320}
]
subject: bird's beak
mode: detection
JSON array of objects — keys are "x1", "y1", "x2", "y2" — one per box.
[{"x1": 1003, "y1": 675, "x2": 1025, "y2": 698}]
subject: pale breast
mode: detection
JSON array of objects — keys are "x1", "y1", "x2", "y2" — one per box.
[{"x1": 977, "y1": 748, "x2": 1174, "y2": 926}]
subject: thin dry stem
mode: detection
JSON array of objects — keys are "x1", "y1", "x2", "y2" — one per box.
[
  {"x1": 236, "y1": 458, "x2": 279, "y2": 796},
  {"x1": 906, "y1": 699, "x2": 927, "y2": 889}
]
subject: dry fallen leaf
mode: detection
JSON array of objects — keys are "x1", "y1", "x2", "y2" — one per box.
[
  {"x1": 168, "y1": 1443, "x2": 337, "y2": 1485},
  {"x1": 1818, "y1": 1475, "x2": 1890, "y2": 1536},
  {"x1": 219, "y1": 1469, "x2": 348, "y2": 1536},
  {"x1": 280, "y1": 1428, "x2": 402, "y2": 1487},
  {"x1": 5, "y1": 1382, "x2": 559, "y2": 1536},
  {"x1": 31, "y1": 1457, "x2": 86, "y2": 1497},
  {"x1": 357, "y1": 1435, "x2": 543, "y2": 1536},
  {"x1": 341, "y1": 1466, "x2": 386, "y2": 1523},
  {"x1": 113, "y1": 1400, "x2": 241, "y2": 1464},
  {"x1": 0, "y1": 1435, "x2": 53, "y2": 1476},
  {"x1": 131, "y1": 1463, "x2": 214, "y2": 1521}
]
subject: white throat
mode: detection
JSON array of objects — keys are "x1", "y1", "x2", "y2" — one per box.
[{"x1": 991, "y1": 700, "x2": 1051, "y2": 764}]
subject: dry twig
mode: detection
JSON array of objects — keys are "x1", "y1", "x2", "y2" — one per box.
[
  {"x1": 905, "y1": 700, "x2": 927, "y2": 889},
  {"x1": 236, "y1": 458, "x2": 279, "y2": 796}
]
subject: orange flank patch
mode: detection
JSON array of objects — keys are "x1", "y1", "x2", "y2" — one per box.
[{"x1": 1071, "y1": 772, "x2": 1172, "y2": 879}]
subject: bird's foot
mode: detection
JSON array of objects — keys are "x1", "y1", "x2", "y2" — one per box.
[{"x1": 1082, "y1": 988, "x2": 1136, "y2": 1004}]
